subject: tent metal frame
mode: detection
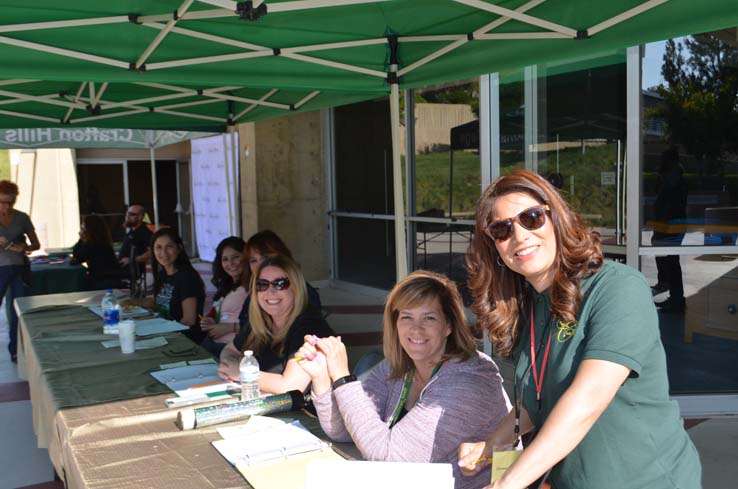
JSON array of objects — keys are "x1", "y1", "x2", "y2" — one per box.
[{"x1": 0, "y1": 0, "x2": 672, "y2": 278}]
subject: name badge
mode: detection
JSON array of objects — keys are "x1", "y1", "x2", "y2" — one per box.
[{"x1": 491, "y1": 450, "x2": 522, "y2": 483}]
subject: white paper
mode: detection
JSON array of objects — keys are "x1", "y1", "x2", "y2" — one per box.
[
  {"x1": 88, "y1": 305, "x2": 151, "y2": 319},
  {"x1": 101, "y1": 336, "x2": 169, "y2": 350},
  {"x1": 135, "y1": 317, "x2": 189, "y2": 336},
  {"x1": 149, "y1": 364, "x2": 221, "y2": 392},
  {"x1": 212, "y1": 421, "x2": 323, "y2": 465},
  {"x1": 305, "y1": 461, "x2": 455, "y2": 489},
  {"x1": 216, "y1": 416, "x2": 291, "y2": 440}
]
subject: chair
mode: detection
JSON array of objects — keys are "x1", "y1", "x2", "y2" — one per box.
[{"x1": 354, "y1": 349, "x2": 384, "y2": 381}]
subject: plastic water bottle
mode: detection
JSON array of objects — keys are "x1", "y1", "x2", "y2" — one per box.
[
  {"x1": 239, "y1": 350, "x2": 261, "y2": 402},
  {"x1": 101, "y1": 289, "x2": 120, "y2": 334}
]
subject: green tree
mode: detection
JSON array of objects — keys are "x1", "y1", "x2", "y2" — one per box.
[{"x1": 656, "y1": 35, "x2": 738, "y2": 168}]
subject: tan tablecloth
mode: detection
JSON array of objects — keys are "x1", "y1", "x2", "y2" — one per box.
[{"x1": 16, "y1": 291, "x2": 359, "y2": 489}]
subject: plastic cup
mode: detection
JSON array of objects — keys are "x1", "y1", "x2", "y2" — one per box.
[{"x1": 118, "y1": 320, "x2": 136, "y2": 354}]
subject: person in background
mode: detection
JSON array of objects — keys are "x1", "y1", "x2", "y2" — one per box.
[
  {"x1": 457, "y1": 170, "x2": 700, "y2": 489},
  {"x1": 151, "y1": 228, "x2": 205, "y2": 344},
  {"x1": 218, "y1": 254, "x2": 334, "y2": 394},
  {"x1": 651, "y1": 148, "x2": 688, "y2": 313},
  {"x1": 296, "y1": 270, "x2": 510, "y2": 489},
  {"x1": 201, "y1": 236, "x2": 248, "y2": 356},
  {"x1": 0, "y1": 180, "x2": 40, "y2": 363},
  {"x1": 71, "y1": 215, "x2": 122, "y2": 290},
  {"x1": 118, "y1": 204, "x2": 153, "y2": 274},
  {"x1": 237, "y1": 230, "x2": 321, "y2": 328}
]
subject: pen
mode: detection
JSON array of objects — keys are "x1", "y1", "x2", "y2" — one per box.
[
  {"x1": 295, "y1": 335, "x2": 321, "y2": 362},
  {"x1": 473, "y1": 456, "x2": 494, "y2": 467}
]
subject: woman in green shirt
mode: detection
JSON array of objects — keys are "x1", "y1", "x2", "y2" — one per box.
[{"x1": 458, "y1": 170, "x2": 700, "y2": 489}]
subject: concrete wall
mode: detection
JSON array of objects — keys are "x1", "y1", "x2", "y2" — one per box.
[{"x1": 236, "y1": 111, "x2": 329, "y2": 281}]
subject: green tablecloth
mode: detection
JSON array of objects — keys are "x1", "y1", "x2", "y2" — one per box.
[
  {"x1": 29, "y1": 261, "x2": 87, "y2": 295},
  {"x1": 21, "y1": 305, "x2": 213, "y2": 409}
]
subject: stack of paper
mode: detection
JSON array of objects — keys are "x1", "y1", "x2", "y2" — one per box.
[{"x1": 212, "y1": 419, "x2": 345, "y2": 489}]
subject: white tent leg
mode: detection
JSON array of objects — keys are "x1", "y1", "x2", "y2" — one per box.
[
  {"x1": 389, "y1": 82, "x2": 407, "y2": 280},
  {"x1": 222, "y1": 133, "x2": 234, "y2": 236},
  {"x1": 149, "y1": 140, "x2": 160, "y2": 229}
]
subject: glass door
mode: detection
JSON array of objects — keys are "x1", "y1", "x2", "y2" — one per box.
[{"x1": 639, "y1": 32, "x2": 738, "y2": 405}]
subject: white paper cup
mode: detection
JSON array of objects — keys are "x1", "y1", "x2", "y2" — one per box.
[{"x1": 118, "y1": 320, "x2": 136, "y2": 354}]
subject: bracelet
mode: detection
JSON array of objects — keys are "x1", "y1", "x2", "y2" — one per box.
[{"x1": 331, "y1": 374, "x2": 357, "y2": 391}]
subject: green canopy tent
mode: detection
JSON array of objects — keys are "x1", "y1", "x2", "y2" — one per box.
[{"x1": 1, "y1": 0, "x2": 737, "y2": 278}]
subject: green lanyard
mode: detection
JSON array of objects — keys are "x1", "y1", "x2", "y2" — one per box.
[{"x1": 389, "y1": 363, "x2": 441, "y2": 427}]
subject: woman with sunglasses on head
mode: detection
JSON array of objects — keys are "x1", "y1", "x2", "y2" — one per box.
[
  {"x1": 200, "y1": 236, "x2": 248, "y2": 356},
  {"x1": 0, "y1": 180, "x2": 40, "y2": 363},
  {"x1": 295, "y1": 270, "x2": 511, "y2": 489},
  {"x1": 151, "y1": 228, "x2": 206, "y2": 344},
  {"x1": 457, "y1": 170, "x2": 700, "y2": 489},
  {"x1": 217, "y1": 254, "x2": 333, "y2": 394}
]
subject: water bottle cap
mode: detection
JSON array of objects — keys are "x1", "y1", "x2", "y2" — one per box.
[
  {"x1": 106, "y1": 289, "x2": 113, "y2": 293},
  {"x1": 244, "y1": 350, "x2": 254, "y2": 356}
]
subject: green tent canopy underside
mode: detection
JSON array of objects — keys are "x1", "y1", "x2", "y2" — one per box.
[{"x1": 0, "y1": 0, "x2": 736, "y2": 131}]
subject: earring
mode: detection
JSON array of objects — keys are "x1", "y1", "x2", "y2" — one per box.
[{"x1": 496, "y1": 255, "x2": 505, "y2": 267}]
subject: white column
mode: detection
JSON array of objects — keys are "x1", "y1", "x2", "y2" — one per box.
[
  {"x1": 626, "y1": 46, "x2": 642, "y2": 268},
  {"x1": 149, "y1": 138, "x2": 160, "y2": 229},
  {"x1": 390, "y1": 82, "x2": 408, "y2": 280}
]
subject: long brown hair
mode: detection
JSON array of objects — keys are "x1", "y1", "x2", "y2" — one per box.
[
  {"x1": 467, "y1": 170, "x2": 603, "y2": 357},
  {"x1": 383, "y1": 270, "x2": 477, "y2": 378}
]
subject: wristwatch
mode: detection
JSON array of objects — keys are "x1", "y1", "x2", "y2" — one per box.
[{"x1": 331, "y1": 374, "x2": 357, "y2": 391}]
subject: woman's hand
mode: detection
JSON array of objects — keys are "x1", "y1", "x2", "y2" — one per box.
[
  {"x1": 295, "y1": 337, "x2": 329, "y2": 377},
  {"x1": 6, "y1": 243, "x2": 25, "y2": 253},
  {"x1": 217, "y1": 359, "x2": 240, "y2": 382},
  {"x1": 315, "y1": 336, "x2": 350, "y2": 382},
  {"x1": 202, "y1": 322, "x2": 237, "y2": 339},
  {"x1": 458, "y1": 440, "x2": 493, "y2": 476}
]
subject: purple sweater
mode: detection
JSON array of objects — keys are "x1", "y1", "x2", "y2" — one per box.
[{"x1": 312, "y1": 351, "x2": 511, "y2": 489}]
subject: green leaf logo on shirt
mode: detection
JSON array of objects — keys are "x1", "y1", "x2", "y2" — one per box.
[{"x1": 556, "y1": 319, "x2": 577, "y2": 343}]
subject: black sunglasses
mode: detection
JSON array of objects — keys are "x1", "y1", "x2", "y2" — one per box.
[
  {"x1": 485, "y1": 204, "x2": 550, "y2": 241},
  {"x1": 255, "y1": 277, "x2": 291, "y2": 292}
]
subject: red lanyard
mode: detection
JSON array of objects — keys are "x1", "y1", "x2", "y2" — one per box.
[{"x1": 530, "y1": 305, "x2": 553, "y2": 410}]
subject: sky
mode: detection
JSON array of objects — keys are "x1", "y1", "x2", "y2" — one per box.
[{"x1": 642, "y1": 40, "x2": 667, "y2": 90}]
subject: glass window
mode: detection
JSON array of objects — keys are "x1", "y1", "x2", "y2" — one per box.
[
  {"x1": 641, "y1": 30, "x2": 738, "y2": 395},
  {"x1": 411, "y1": 81, "x2": 479, "y2": 302}
]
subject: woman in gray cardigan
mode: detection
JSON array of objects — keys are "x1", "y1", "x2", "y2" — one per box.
[{"x1": 297, "y1": 270, "x2": 511, "y2": 489}]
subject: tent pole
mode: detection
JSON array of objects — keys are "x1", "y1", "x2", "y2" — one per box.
[
  {"x1": 222, "y1": 133, "x2": 234, "y2": 236},
  {"x1": 389, "y1": 82, "x2": 408, "y2": 280},
  {"x1": 149, "y1": 133, "x2": 160, "y2": 229}
]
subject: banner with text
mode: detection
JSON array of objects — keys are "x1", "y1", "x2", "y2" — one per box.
[
  {"x1": 190, "y1": 133, "x2": 239, "y2": 262},
  {"x1": 0, "y1": 128, "x2": 216, "y2": 149}
]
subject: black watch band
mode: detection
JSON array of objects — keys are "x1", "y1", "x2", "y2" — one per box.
[{"x1": 332, "y1": 374, "x2": 357, "y2": 391}]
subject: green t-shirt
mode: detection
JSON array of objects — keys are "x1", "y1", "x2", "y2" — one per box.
[{"x1": 513, "y1": 260, "x2": 700, "y2": 489}]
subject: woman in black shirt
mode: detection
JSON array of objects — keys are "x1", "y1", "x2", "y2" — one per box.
[
  {"x1": 218, "y1": 254, "x2": 333, "y2": 394},
  {"x1": 151, "y1": 229, "x2": 205, "y2": 344},
  {"x1": 71, "y1": 215, "x2": 121, "y2": 290}
]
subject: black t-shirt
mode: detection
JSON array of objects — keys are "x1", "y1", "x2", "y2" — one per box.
[
  {"x1": 233, "y1": 305, "x2": 335, "y2": 373},
  {"x1": 155, "y1": 267, "x2": 206, "y2": 343},
  {"x1": 72, "y1": 241, "x2": 120, "y2": 280},
  {"x1": 119, "y1": 225, "x2": 153, "y2": 262}
]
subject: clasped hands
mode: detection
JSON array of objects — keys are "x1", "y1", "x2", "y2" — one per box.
[
  {"x1": 0, "y1": 236, "x2": 26, "y2": 253},
  {"x1": 295, "y1": 335, "x2": 350, "y2": 395}
]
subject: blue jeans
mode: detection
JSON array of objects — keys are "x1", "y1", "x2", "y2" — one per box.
[{"x1": 0, "y1": 265, "x2": 27, "y2": 356}]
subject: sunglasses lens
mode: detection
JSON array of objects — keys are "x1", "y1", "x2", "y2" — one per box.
[
  {"x1": 488, "y1": 221, "x2": 512, "y2": 241},
  {"x1": 276, "y1": 278, "x2": 291, "y2": 291},
  {"x1": 519, "y1": 207, "x2": 546, "y2": 230},
  {"x1": 255, "y1": 279, "x2": 269, "y2": 292}
]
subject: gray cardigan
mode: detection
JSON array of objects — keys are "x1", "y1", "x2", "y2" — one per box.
[{"x1": 312, "y1": 351, "x2": 511, "y2": 489}]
